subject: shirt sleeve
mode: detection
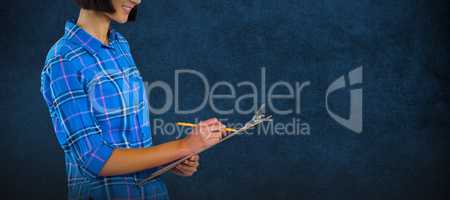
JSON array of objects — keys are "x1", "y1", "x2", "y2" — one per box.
[{"x1": 45, "y1": 56, "x2": 114, "y2": 176}]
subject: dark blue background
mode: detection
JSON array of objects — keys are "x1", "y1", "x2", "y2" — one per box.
[{"x1": 1, "y1": 0, "x2": 449, "y2": 199}]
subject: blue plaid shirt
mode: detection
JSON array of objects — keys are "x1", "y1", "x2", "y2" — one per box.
[{"x1": 40, "y1": 20, "x2": 169, "y2": 200}]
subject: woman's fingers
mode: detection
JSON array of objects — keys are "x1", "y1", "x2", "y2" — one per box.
[
  {"x1": 182, "y1": 159, "x2": 199, "y2": 168},
  {"x1": 191, "y1": 118, "x2": 228, "y2": 150},
  {"x1": 189, "y1": 155, "x2": 199, "y2": 161},
  {"x1": 175, "y1": 155, "x2": 200, "y2": 176},
  {"x1": 204, "y1": 118, "x2": 219, "y2": 125},
  {"x1": 181, "y1": 155, "x2": 199, "y2": 169},
  {"x1": 175, "y1": 163, "x2": 197, "y2": 175},
  {"x1": 171, "y1": 167, "x2": 185, "y2": 176}
]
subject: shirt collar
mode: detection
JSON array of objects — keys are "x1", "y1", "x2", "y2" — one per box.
[{"x1": 64, "y1": 20, "x2": 117, "y2": 55}]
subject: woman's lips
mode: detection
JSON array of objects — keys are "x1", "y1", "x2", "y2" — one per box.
[{"x1": 122, "y1": 5, "x2": 134, "y2": 14}]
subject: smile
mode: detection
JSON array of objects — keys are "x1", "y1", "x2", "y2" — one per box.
[{"x1": 122, "y1": 5, "x2": 134, "y2": 14}]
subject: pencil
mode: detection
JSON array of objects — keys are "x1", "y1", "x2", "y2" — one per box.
[{"x1": 176, "y1": 122, "x2": 236, "y2": 132}]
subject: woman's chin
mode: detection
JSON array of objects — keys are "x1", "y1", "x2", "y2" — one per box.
[{"x1": 111, "y1": 16, "x2": 129, "y2": 24}]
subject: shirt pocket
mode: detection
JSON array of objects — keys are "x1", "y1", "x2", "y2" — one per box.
[{"x1": 87, "y1": 70, "x2": 127, "y2": 121}]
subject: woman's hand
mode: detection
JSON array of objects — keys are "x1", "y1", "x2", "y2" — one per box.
[
  {"x1": 170, "y1": 155, "x2": 200, "y2": 176},
  {"x1": 181, "y1": 118, "x2": 226, "y2": 153}
]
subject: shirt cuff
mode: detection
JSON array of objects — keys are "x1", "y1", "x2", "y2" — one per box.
[{"x1": 84, "y1": 142, "x2": 114, "y2": 176}]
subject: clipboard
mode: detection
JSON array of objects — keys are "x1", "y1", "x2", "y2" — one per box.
[{"x1": 137, "y1": 105, "x2": 272, "y2": 186}]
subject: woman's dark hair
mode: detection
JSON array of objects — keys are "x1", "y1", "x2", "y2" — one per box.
[{"x1": 74, "y1": 0, "x2": 137, "y2": 21}]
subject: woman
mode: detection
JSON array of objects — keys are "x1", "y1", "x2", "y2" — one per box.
[{"x1": 40, "y1": 0, "x2": 226, "y2": 199}]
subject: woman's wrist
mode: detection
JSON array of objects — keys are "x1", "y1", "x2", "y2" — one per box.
[{"x1": 178, "y1": 137, "x2": 195, "y2": 156}]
